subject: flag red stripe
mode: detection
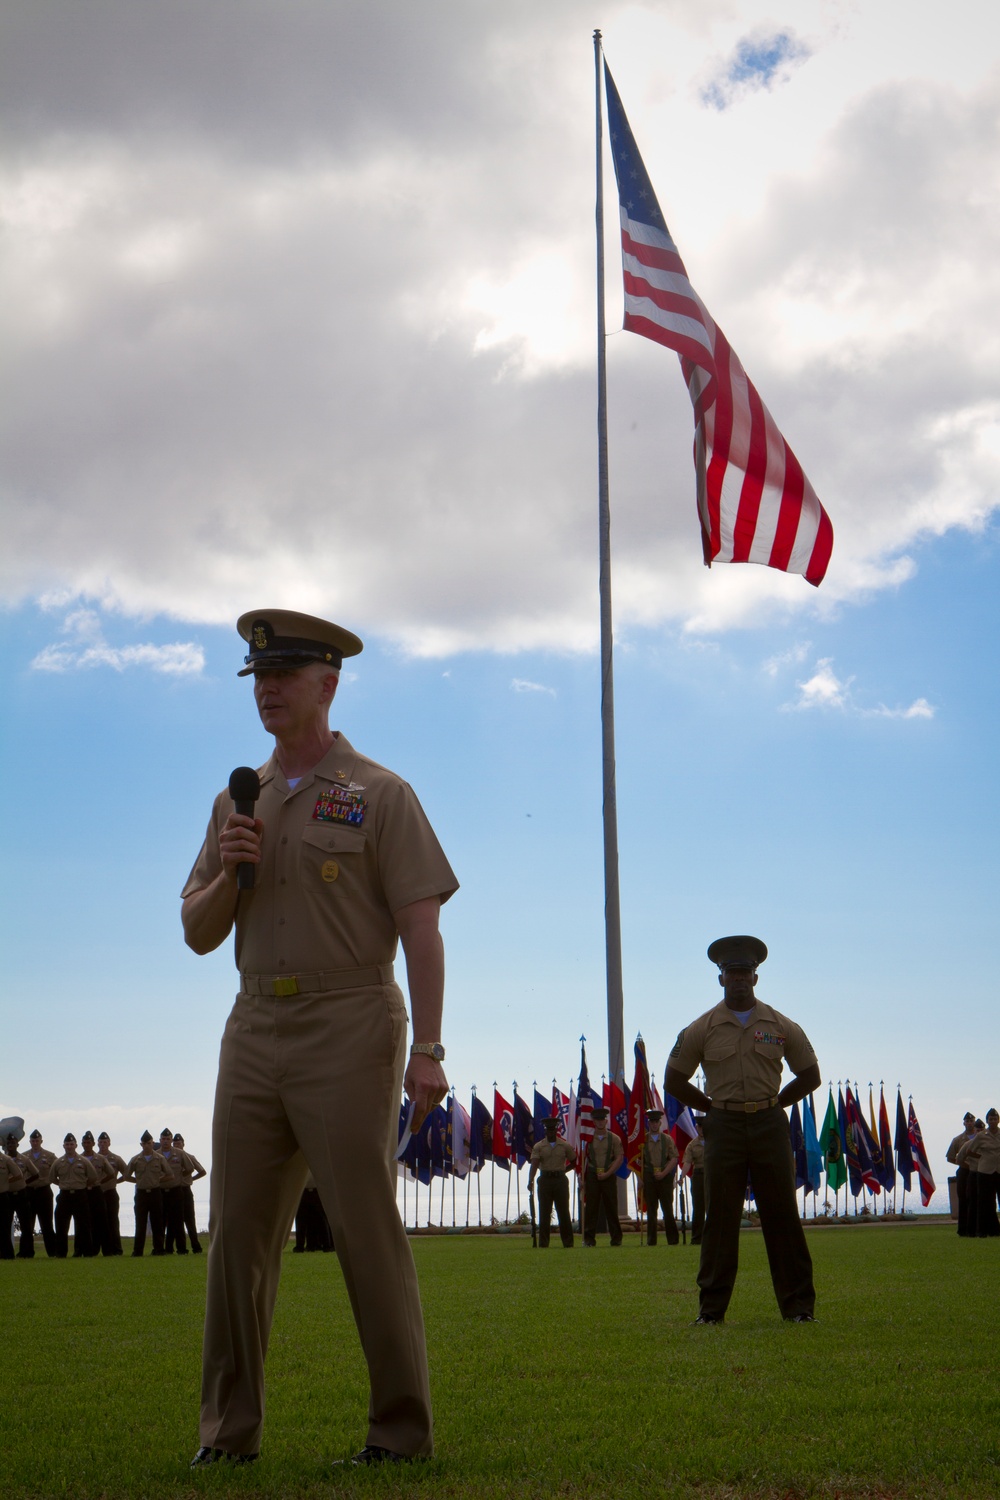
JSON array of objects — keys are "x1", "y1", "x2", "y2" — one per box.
[
  {"x1": 620, "y1": 229, "x2": 688, "y2": 277},
  {"x1": 622, "y1": 268, "x2": 705, "y2": 325}
]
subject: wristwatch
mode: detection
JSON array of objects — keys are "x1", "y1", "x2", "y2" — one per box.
[{"x1": 410, "y1": 1042, "x2": 446, "y2": 1062}]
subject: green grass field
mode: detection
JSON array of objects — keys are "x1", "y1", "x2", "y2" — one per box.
[{"x1": 3, "y1": 1225, "x2": 998, "y2": 1499}]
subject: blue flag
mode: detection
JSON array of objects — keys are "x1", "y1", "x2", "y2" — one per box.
[
  {"x1": 533, "y1": 1088, "x2": 552, "y2": 1143},
  {"x1": 894, "y1": 1088, "x2": 914, "y2": 1191},
  {"x1": 803, "y1": 1095, "x2": 824, "y2": 1195},
  {"x1": 512, "y1": 1090, "x2": 534, "y2": 1168},
  {"x1": 469, "y1": 1092, "x2": 492, "y2": 1171},
  {"x1": 789, "y1": 1101, "x2": 807, "y2": 1190}
]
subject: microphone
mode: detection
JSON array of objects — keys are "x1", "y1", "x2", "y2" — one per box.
[{"x1": 228, "y1": 766, "x2": 261, "y2": 891}]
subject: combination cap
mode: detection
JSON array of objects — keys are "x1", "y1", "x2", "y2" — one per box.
[
  {"x1": 236, "y1": 610, "x2": 363, "y2": 676},
  {"x1": 592, "y1": 1106, "x2": 609, "y2": 1121},
  {"x1": 707, "y1": 935, "x2": 768, "y2": 971},
  {"x1": 645, "y1": 1108, "x2": 663, "y2": 1119}
]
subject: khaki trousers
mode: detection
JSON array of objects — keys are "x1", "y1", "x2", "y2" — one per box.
[{"x1": 200, "y1": 981, "x2": 432, "y2": 1458}]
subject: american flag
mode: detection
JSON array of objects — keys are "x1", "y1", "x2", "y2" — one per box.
[
  {"x1": 575, "y1": 1043, "x2": 596, "y2": 1176},
  {"x1": 604, "y1": 63, "x2": 834, "y2": 587}
]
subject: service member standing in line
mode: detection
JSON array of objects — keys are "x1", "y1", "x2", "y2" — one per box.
[
  {"x1": 125, "y1": 1132, "x2": 173, "y2": 1256},
  {"x1": 80, "y1": 1131, "x2": 113, "y2": 1256},
  {"x1": 0, "y1": 1145, "x2": 26, "y2": 1259},
  {"x1": 684, "y1": 1117, "x2": 706, "y2": 1246},
  {"x1": 51, "y1": 1135, "x2": 99, "y2": 1257},
  {"x1": 665, "y1": 936, "x2": 821, "y2": 1325},
  {"x1": 642, "y1": 1109, "x2": 679, "y2": 1246},
  {"x1": 97, "y1": 1132, "x2": 128, "y2": 1255},
  {"x1": 157, "y1": 1130, "x2": 192, "y2": 1254},
  {"x1": 946, "y1": 1112, "x2": 980, "y2": 1237},
  {"x1": 957, "y1": 1109, "x2": 1000, "y2": 1238},
  {"x1": 181, "y1": 610, "x2": 457, "y2": 1469},
  {"x1": 528, "y1": 1116, "x2": 576, "y2": 1248},
  {"x1": 21, "y1": 1130, "x2": 58, "y2": 1257},
  {"x1": 171, "y1": 1135, "x2": 206, "y2": 1253},
  {"x1": 4, "y1": 1128, "x2": 39, "y2": 1258},
  {"x1": 583, "y1": 1107, "x2": 624, "y2": 1247}
]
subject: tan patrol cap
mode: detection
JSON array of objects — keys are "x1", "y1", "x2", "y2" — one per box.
[{"x1": 236, "y1": 609, "x2": 364, "y2": 677}]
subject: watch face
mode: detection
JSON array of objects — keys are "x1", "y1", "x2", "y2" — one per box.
[{"x1": 431, "y1": 1043, "x2": 445, "y2": 1061}]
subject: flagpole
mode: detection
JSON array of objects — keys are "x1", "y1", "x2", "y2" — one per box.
[{"x1": 593, "y1": 29, "x2": 627, "y2": 1219}]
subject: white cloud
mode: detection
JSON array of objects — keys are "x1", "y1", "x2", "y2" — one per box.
[
  {"x1": 864, "y1": 698, "x2": 936, "y2": 721},
  {"x1": 785, "y1": 656, "x2": 935, "y2": 719},
  {"x1": 511, "y1": 678, "x2": 556, "y2": 697},
  {"x1": 0, "y1": 2, "x2": 997, "y2": 655},
  {"x1": 789, "y1": 657, "x2": 853, "y2": 710},
  {"x1": 30, "y1": 608, "x2": 204, "y2": 676},
  {"x1": 762, "y1": 641, "x2": 812, "y2": 677}
]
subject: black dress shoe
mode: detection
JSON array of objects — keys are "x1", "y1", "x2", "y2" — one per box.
[
  {"x1": 786, "y1": 1312, "x2": 817, "y2": 1323},
  {"x1": 335, "y1": 1445, "x2": 410, "y2": 1467},
  {"x1": 693, "y1": 1314, "x2": 724, "y2": 1325},
  {"x1": 190, "y1": 1447, "x2": 258, "y2": 1467},
  {"x1": 190, "y1": 1448, "x2": 224, "y2": 1467}
]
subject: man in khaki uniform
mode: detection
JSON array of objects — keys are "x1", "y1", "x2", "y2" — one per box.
[
  {"x1": 125, "y1": 1132, "x2": 174, "y2": 1255},
  {"x1": 0, "y1": 1144, "x2": 26, "y2": 1259},
  {"x1": 665, "y1": 936, "x2": 820, "y2": 1324},
  {"x1": 684, "y1": 1117, "x2": 706, "y2": 1245},
  {"x1": 80, "y1": 1131, "x2": 114, "y2": 1256},
  {"x1": 172, "y1": 1134, "x2": 206, "y2": 1253},
  {"x1": 21, "y1": 1129, "x2": 57, "y2": 1257},
  {"x1": 156, "y1": 1129, "x2": 192, "y2": 1254},
  {"x1": 583, "y1": 1107, "x2": 624, "y2": 1246},
  {"x1": 3, "y1": 1126, "x2": 39, "y2": 1258},
  {"x1": 51, "y1": 1134, "x2": 100, "y2": 1256},
  {"x1": 957, "y1": 1110, "x2": 1000, "y2": 1238},
  {"x1": 642, "y1": 1109, "x2": 679, "y2": 1246},
  {"x1": 946, "y1": 1112, "x2": 979, "y2": 1237},
  {"x1": 97, "y1": 1132, "x2": 128, "y2": 1256},
  {"x1": 528, "y1": 1116, "x2": 576, "y2": 1248},
  {"x1": 182, "y1": 610, "x2": 457, "y2": 1470}
]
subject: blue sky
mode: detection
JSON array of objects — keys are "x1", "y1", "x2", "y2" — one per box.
[{"x1": 2, "y1": 0, "x2": 999, "y2": 1213}]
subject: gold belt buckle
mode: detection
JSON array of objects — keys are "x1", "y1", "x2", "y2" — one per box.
[
  {"x1": 746, "y1": 1100, "x2": 758, "y2": 1114},
  {"x1": 273, "y1": 976, "x2": 299, "y2": 997}
]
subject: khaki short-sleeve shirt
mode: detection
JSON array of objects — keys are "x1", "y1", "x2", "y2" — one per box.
[
  {"x1": 643, "y1": 1133, "x2": 678, "y2": 1174},
  {"x1": 957, "y1": 1130, "x2": 1000, "y2": 1174},
  {"x1": 51, "y1": 1155, "x2": 99, "y2": 1190},
  {"x1": 684, "y1": 1136, "x2": 705, "y2": 1171},
  {"x1": 947, "y1": 1131, "x2": 977, "y2": 1165},
  {"x1": 26, "y1": 1147, "x2": 56, "y2": 1186},
  {"x1": 98, "y1": 1151, "x2": 128, "y2": 1186},
  {"x1": 530, "y1": 1139, "x2": 576, "y2": 1172},
  {"x1": 126, "y1": 1152, "x2": 175, "y2": 1190},
  {"x1": 586, "y1": 1131, "x2": 624, "y2": 1176},
  {"x1": 669, "y1": 1000, "x2": 817, "y2": 1104},
  {"x1": 0, "y1": 1152, "x2": 25, "y2": 1192},
  {"x1": 181, "y1": 733, "x2": 459, "y2": 976},
  {"x1": 82, "y1": 1153, "x2": 116, "y2": 1188}
]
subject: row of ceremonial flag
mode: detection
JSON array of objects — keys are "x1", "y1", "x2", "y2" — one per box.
[{"x1": 398, "y1": 1037, "x2": 937, "y2": 1207}]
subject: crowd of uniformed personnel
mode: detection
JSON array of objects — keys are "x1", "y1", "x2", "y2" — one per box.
[
  {"x1": 0, "y1": 1122, "x2": 205, "y2": 1259},
  {"x1": 946, "y1": 1110, "x2": 1000, "y2": 1238}
]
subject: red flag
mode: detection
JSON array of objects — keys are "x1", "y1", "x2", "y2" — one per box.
[
  {"x1": 604, "y1": 63, "x2": 833, "y2": 586},
  {"x1": 627, "y1": 1037, "x2": 652, "y2": 1176},
  {"x1": 551, "y1": 1084, "x2": 569, "y2": 1140},
  {"x1": 492, "y1": 1089, "x2": 513, "y2": 1170}
]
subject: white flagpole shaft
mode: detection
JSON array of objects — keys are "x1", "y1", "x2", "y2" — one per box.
[{"x1": 593, "y1": 29, "x2": 627, "y2": 1218}]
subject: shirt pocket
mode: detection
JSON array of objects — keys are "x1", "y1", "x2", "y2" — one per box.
[
  {"x1": 752, "y1": 1041, "x2": 785, "y2": 1061},
  {"x1": 300, "y1": 823, "x2": 367, "y2": 885},
  {"x1": 703, "y1": 1036, "x2": 738, "y2": 1065}
]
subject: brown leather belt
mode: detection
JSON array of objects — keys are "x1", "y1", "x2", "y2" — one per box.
[
  {"x1": 240, "y1": 964, "x2": 394, "y2": 998},
  {"x1": 713, "y1": 1096, "x2": 780, "y2": 1113}
]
